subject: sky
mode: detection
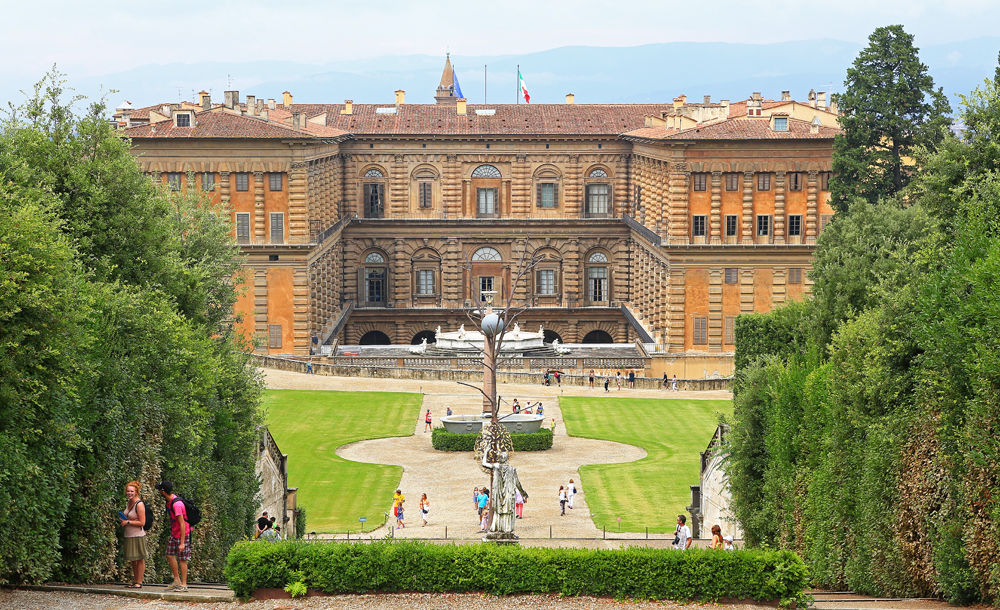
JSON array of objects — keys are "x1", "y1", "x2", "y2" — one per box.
[{"x1": 4, "y1": 0, "x2": 1000, "y2": 86}]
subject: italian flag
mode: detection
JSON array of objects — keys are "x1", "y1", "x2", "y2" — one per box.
[{"x1": 519, "y1": 70, "x2": 530, "y2": 104}]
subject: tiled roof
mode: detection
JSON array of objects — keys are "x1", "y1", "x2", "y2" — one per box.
[
  {"x1": 665, "y1": 117, "x2": 839, "y2": 140},
  {"x1": 726, "y1": 99, "x2": 787, "y2": 118},
  {"x1": 618, "y1": 126, "x2": 681, "y2": 140},
  {"x1": 283, "y1": 103, "x2": 677, "y2": 135},
  {"x1": 123, "y1": 111, "x2": 348, "y2": 139}
]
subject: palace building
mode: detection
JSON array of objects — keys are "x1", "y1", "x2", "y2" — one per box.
[{"x1": 117, "y1": 57, "x2": 840, "y2": 376}]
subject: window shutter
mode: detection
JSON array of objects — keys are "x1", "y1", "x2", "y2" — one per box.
[
  {"x1": 552, "y1": 183, "x2": 559, "y2": 207},
  {"x1": 537, "y1": 182, "x2": 542, "y2": 208}
]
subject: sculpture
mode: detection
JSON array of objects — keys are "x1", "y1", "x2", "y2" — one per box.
[{"x1": 481, "y1": 448, "x2": 528, "y2": 540}]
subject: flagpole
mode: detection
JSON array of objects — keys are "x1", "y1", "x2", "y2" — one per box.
[
  {"x1": 484, "y1": 64, "x2": 487, "y2": 104},
  {"x1": 516, "y1": 64, "x2": 519, "y2": 104}
]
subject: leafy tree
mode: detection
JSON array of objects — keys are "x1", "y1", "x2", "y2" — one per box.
[{"x1": 830, "y1": 25, "x2": 951, "y2": 212}]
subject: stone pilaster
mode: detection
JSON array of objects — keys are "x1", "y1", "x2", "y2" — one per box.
[
  {"x1": 774, "y1": 170, "x2": 786, "y2": 245},
  {"x1": 443, "y1": 154, "x2": 460, "y2": 218},
  {"x1": 741, "y1": 171, "x2": 754, "y2": 245},
  {"x1": 254, "y1": 268, "x2": 269, "y2": 354},
  {"x1": 667, "y1": 162, "x2": 690, "y2": 244},
  {"x1": 391, "y1": 154, "x2": 407, "y2": 215},
  {"x1": 806, "y1": 170, "x2": 818, "y2": 244},
  {"x1": 289, "y1": 162, "x2": 308, "y2": 242},
  {"x1": 708, "y1": 267, "x2": 723, "y2": 352},
  {"x1": 220, "y1": 171, "x2": 231, "y2": 203},
  {"x1": 253, "y1": 171, "x2": 265, "y2": 241},
  {"x1": 710, "y1": 171, "x2": 722, "y2": 245},
  {"x1": 512, "y1": 154, "x2": 529, "y2": 216},
  {"x1": 667, "y1": 267, "x2": 686, "y2": 352},
  {"x1": 740, "y1": 268, "x2": 754, "y2": 314}
]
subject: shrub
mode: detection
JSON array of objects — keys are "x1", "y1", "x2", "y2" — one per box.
[
  {"x1": 432, "y1": 427, "x2": 553, "y2": 451},
  {"x1": 295, "y1": 506, "x2": 307, "y2": 540},
  {"x1": 224, "y1": 540, "x2": 809, "y2": 605}
]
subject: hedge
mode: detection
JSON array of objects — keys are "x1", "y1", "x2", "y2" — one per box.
[
  {"x1": 224, "y1": 540, "x2": 809, "y2": 605},
  {"x1": 432, "y1": 427, "x2": 553, "y2": 451}
]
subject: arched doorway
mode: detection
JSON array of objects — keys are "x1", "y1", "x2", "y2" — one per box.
[
  {"x1": 359, "y1": 330, "x2": 392, "y2": 345},
  {"x1": 582, "y1": 330, "x2": 613, "y2": 344},
  {"x1": 543, "y1": 330, "x2": 563, "y2": 344},
  {"x1": 411, "y1": 330, "x2": 437, "y2": 345}
]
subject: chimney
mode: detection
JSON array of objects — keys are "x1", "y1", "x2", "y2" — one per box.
[
  {"x1": 246, "y1": 95, "x2": 256, "y2": 116},
  {"x1": 673, "y1": 94, "x2": 686, "y2": 109},
  {"x1": 808, "y1": 89, "x2": 817, "y2": 108},
  {"x1": 457, "y1": 98, "x2": 467, "y2": 116},
  {"x1": 721, "y1": 100, "x2": 730, "y2": 112},
  {"x1": 199, "y1": 91, "x2": 211, "y2": 110},
  {"x1": 810, "y1": 116, "x2": 822, "y2": 135},
  {"x1": 395, "y1": 89, "x2": 405, "y2": 105},
  {"x1": 829, "y1": 98, "x2": 839, "y2": 115},
  {"x1": 341, "y1": 100, "x2": 353, "y2": 115},
  {"x1": 282, "y1": 91, "x2": 293, "y2": 107},
  {"x1": 121, "y1": 111, "x2": 132, "y2": 128},
  {"x1": 224, "y1": 91, "x2": 238, "y2": 110},
  {"x1": 256, "y1": 99, "x2": 265, "y2": 114},
  {"x1": 752, "y1": 92, "x2": 762, "y2": 102},
  {"x1": 292, "y1": 112, "x2": 302, "y2": 131},
  {"x1": 781, "y1": 90, "x2": 791, "y2": 101},
  {"x1": 817, "y1": 91, "x2": 827, "y2": 109},
  {"x1": 566, "y1": 93, "x2": 575, "y2": 104},
  {"x1": 703, "y1": 95, "x2": 711, "y2": 104},
  {"x1": 267, "y1": 98, "x2": 276, "y2": 110}
]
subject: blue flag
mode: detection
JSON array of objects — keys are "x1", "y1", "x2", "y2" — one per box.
[{"x1": 452, "y1": 69, "x2": 464, "y2": 100}]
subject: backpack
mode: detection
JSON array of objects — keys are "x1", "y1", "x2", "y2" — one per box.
[
  {"x1": 137, "y1": 500, "x2": 154, "y2": 531},
  {"x1": 169, "y1": 495, "x2": 202, "y2": 527}
]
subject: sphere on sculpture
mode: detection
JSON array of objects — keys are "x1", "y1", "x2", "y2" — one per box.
[{"x1": 481, "y1": 313, "x2": 505, "y2": 337}]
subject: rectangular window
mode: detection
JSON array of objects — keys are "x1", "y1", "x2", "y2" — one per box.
[
  {"x1": 235, "y1": 213, "x2": 251, "y2": 243},
  {"x1": 268, "y1": 324, "x2": 282, "y2": 349},
  {"x1": 588, "y1": 266, "x2": 607, "y2": 302},
  {"x1": 202, "y1": 172, "x2": 215, "y2": 192},
  {"x1": 235, "y1": 172, "x2": 249, "y2": 191},
  {"x1": 479, "y1": 276, "x2": 494, "y2": 301},
  {"x1": 269, "y1": 172, "x2": 282, "y2": 191},
  {"x1": 693, "y1": 316, "x2": 708, "y2": 345},
  {"x1": 820, "y1": 214, "x2": 833, "y2": 232},
  {"x1": 692, "y1": 215, "x2": 707, "y2": 237},
  {"x1": 269, "y1": 212, "x2": 284, "y2": 244},
  {"x1": 693, "y1": 173, "x2": 707, "y2": 191},
  {"x1": 419, "y1": 182, "x2": 433, "y2": 208},
  {"x1": 167, "y1": 172, "x2": 181, "y2": 191},
  {"x1": 366, "y1": 268, "x2": 386, "y2": 303},
  {"x1": 773, "y1": 116, "x2": 788, "y2": 131},
  {"x1": 586, "y1": 184, "x2": 609, "y2": 216},
  {"x1": 725, "y1": 214, "x2": 738, "y2": 237},
  {"x1": 477, "y1": 188, "x2": 497, "y2": 216},
  {"x1": 788, "y1": 214, "x2": 802, "y2": 236},
  {"x1": 820, "y1": 172, "x2": 831, "y2": 191},
  {"x1": 725, "y1": 173, "x2": 739, "y2": 191},
  {"x1": 788, "y1": 268, "x2": 802, "y2": 284},
  {"x1": 757, "y1": 172, "x2": 770, "y2": 191},
  {"x1": 537, "y1": 182, "x2": 558, "y2": 208},
  {"x1": 417, "y1": 269, "x2": 434, "y2": 295},
  {"x1": 725, "y1": 268, "x2": 739, "y2": 284},
  {"x1": 176, "y1": 113, "x2": 191, "y2": 127},
  {"x1": 757, "y1": 215, "x2": 771, "y2": 236},
  {"x1": 724, "y1": 316, "x2": 735, "y2": 345},
  {"x1": 788, "y1": 172, "x2": 802, "y2": 191},
  {"x1": 537, "y1": 269, "x2": 556, "y2": 294}
]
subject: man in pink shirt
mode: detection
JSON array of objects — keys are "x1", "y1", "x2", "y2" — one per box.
[{"x1": 155, "y1": 481, "x2": 190, "y2": 592}]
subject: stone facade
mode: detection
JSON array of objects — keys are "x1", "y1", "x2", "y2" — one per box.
[{"x1": 255, "y1": 426, "x2": 297, "y2": 538}]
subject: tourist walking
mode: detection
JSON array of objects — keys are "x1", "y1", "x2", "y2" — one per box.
[
  {"x1": 662, "y1": 372, "x2": 669, "y2": 390},
  {"x1": 589, "y1": 370, "x2": 595, "y2": 388},
  {"x1": 628, "y1": 370, "x2": 635, "y2": 388},
  {"x1": 477, "y1": 488, "x2": 488, "y2": 522},
  {"x1": 479, "y1": 496, "x2": 491, "y2": 532},
  {"x1": 616, "y1": 371, "x2": 622, "y2": 390},
  {"x1": 419, "y1": 493, "x2": 429, "y2": 526},
  {"x1": 554, "y1": 371, "x2": 561, "y2": 387},
  {"x1": 447, "y1": 406, "x2": 453, "y2": 416},
  {"x1": 515, "y1": 488, "x2": 524, "y2": 519},
  {"x1": 558, "y1": 486, "x2": 567, "y2": 515},
  {"x1": 673, "y1": 514, "x2": 692, "y2": 550},
  {"x1": 710, "y1": 524, "x2": 724, "y2": 549},
  {"x1": 512, "y1": 398, "x2": 520, "y2": 412},
  {"x1": 536, "y1": 403, "x2": 543, "y2": 416},
  {"x1": 155, "y1": 481, "x2": 190, "y2": 592},
  {"x1": 393, "y1": 489, "x2": 406, "y2": 528},
  {"x1": 604, "y1": 375, "x2": 610, "y2": 393},
  {"x1": 120, "y1": 481, "x2": 149, "y2": 588},
  {"x1": 567, "y1": 479, "x2": 578, "y2": 509},
  {"x1": 671, "y1": 374, "x2": 678, "y2": 391},
  {"x1": 306, "y1": 360, "x2": 313, "y2": 374},
  {"x1": 424, "y1": 409, "x2": 432, "y2": 432},
  {"x1": 550, "y1": 418, "x2": 556, "y2": 433}
]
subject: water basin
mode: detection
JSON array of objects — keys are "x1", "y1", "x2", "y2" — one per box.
[{"x1": 440, "y1": 413, "x2": 546, "y2": 434}]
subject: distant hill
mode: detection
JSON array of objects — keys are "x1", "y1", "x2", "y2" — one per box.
[{"x1": 8, "y1": 38, "x2": 999, "y2": 111}]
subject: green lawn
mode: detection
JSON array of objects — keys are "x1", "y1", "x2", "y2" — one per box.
[
  {"x1": 560, "y1": 396, "x2": 732, "y2": 533},
  {"x1": 264, "y1": 390, "x2": 422, "y2": 533}
]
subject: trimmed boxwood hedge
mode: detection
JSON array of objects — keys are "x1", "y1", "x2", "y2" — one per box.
[
  {"x1": 224, "y1": 540, "x2": 809, "y2": 605},
  {"x1": 432, "y1": 426, "x2": 553, "y2": 451}
]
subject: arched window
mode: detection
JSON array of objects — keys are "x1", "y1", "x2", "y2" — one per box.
[
  {"x1": 359, "y1": 330, "x2": 391, "y2": 345},
  {"x1": 472, "y1": 247, "x2": 502, "y2": 261},
  {"x1": 363, "y1": 252, "x2": 387, "y2": 304},
  {"x1": 364, "y1": 168, "x2": 384, "y2": 178},
  {"x1": 588, "y1": 252, "x2": 608, "y2": 263},
  {"x1": 534, "y1": 167, "x2": 561, "y2": 209},
  {"x1": 363, "y1": 169, "x2": 385, "y2": 218},
  {"x1": 411, "y1": 330, "x2": 437, "y2": 345},
  {"x1": 585, "y1": 169, "x2": 611, "y2": 218},
  {"x1": 589, "y1": 168, "x2": 608, "y2": 178},
  {"x1": 412, "y1": 167, "x2": 438, "y2": 209},
  {"x1": 587, "y1": 252, "x2": 609, "y2": 302},
  {"x1": 583, "y1": 330, "x2": 613, "y2": 343},
  {"x1": 472, "y1": 164, "x2": 501, "y2": 178},
  {"x1": 365, "y1": 252, "x2": 385, "y2": 264}
]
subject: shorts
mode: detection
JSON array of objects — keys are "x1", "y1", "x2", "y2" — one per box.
[{"x1": 166, "y1": 534, "x2": 192, "y2": 561}]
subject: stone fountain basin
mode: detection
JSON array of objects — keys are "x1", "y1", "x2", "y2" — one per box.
[{"x1": 440, "y1": 414, "x2": 546, "y2": 434}]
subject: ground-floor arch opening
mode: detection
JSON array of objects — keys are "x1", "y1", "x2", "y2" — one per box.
[
  {"x1": 411, "y1": 330, "x2": 437, "y2": 345},
  {"x1": 359, "y1": 330, "x2": 392, "y2": 345},
  {"x1": 543, "y1": 330, "x2": 563, "y2": 344},
  {"x1": 582, "y1": 330, "x2": 613, "y2": 344}
]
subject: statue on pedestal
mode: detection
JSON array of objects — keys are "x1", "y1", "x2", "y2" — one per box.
[{"x1": 481, "y1": 449, "x2": 528, "y2": 541}]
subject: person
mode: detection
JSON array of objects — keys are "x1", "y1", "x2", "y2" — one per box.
[
  {"x1": 558, "y1": 486, "x2": 567, "y2": 516},
  {"x1": 121, "y1": 481, "x2": 149, "y2": 588},
  {"x1": 550, "y1": 418, "x2": 556, "y2": 433},
  {"x1": 419, "y1": 493, "x2": 429, "y2": 526},
  {"x1": 672, "y1": 374, "x2": 678, "y2": 392},
  {"x1": 673, "y1": 514, "x2": 692, "y2": 550},
  {"x1": 536, "y1": 403, "x2": 543, "y2": 416},
  {"x1": 628, "y1": 370, "x2": 635, "y2": 388},
  {"x1": 710, "y1": 524, "x2": 724, "y2": 549},
  {"x1": 306, "y1": 360, "x2": 313, "y2": 374},
  {"x1": 275, "y1": 526, "x2": 284, "y2": 540},
  {"x1": 479, "y1": 495, "x2": 491, "y2": 532},
  {"x1": 512, "y1": 398, "x2": 520, "y2": 413},
  {"x1": 524, "y1": 403, "x2": 532, "y2": 414},
  {"x1": 554, "y1": 371, "x2": 561, "y2": 387},
  {"x1": 604, "y1": 375, "x2": 610, "y2": 393},
  {"x1": 543, "y1": 371, "x2": 550, "y2": 386},
  {"x1": 446, "y1": 406, "x2": 453, "y2": 416},
  {"x1": 424, "y1": 409, "x2": 432, "y2": 432},
  {"x1": 260, "y1": 521, "x2": 279, "y2": 543},
  {"x1": 477, "y1": 488, "x2": 489, "y2": 522},
  {"x1": 473, "y1": 487, "x2": 481, "y2": 514},
  {"x1": 567, "y1": 479, "x2": 578, "y2": 509},
  {"x1": 155, "y1": 481, "x2": 190, "y2": 592},
  {"x1": 515, "y1": 488, "x2": 524, "y2": 519},
  {"x1": 662, "y1": 372, "x2": 669, "y2": 390},
  {"x1": 269, "y1": 516, "x2": 276, "y2": 530},
  {"x1": 723, "y1": 535, "x2": 735, "y2": 551},
  {"x1": 616, "y1": 371, "x2": 622, "y2": 390},
  {"x1": 255, "y1": 511, "x2": 269, "y2": 539},
  {"x1": 589, "y1": 370, "x2": 595, "y2": 389},
  {"x1": 393, "y1": 489, "x2": 406, "y2": 528}
]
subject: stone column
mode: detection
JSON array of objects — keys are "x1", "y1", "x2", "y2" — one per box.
[
  {"x1": 774, "y1": 170, "x2": 786, "y2": 245},
  {"x1": 710, "y1": 171, "x2": 722, "y2": 245},
  {"x1": 741, "y1": 171, "x2": 754, "y2": 245},
  {"x1": 253, "y1": 171, "x2": 266, "y2": 241},
  {"x1": 806, "y1": 170, "x2": 819, "y2": 244}
]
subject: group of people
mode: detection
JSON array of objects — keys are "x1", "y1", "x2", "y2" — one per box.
[
  {"x1": 662, "y1": 373, "x2": 679, "y2": 391},
  {"x1": 254, "y1": 511, "x2": 284, "y2": 542},
  {"x1": 118, "y1": 480, "x2": 192, "y2": 592},
  {"x1": 393, "y1": 490, "x2": 430, "y2": 528},
  {"x1": 671, "y1": 515, "x2": 735, "y2": 551},
  {"x1": 510, "y1": 398, "x2": 543, "y2": 415},
  {"x1": 557, "y1": 479, "x2": 579, "y2": 515},
  {"x1": 542, "y1": 370, "x2": 561, "y2": 386},
  {"x1": 587, "y1": 370, "x2": 637, "y2": 393}
]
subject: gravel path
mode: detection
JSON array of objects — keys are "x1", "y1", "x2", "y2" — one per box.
[
  {"x1": 265, "y1": 369, "x2": 729, "y2": 538},
  {"x1": 0, "y1": 589, "x2": 766, "y2": 610}
]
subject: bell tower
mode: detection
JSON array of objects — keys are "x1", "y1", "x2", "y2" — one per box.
[{"x1": 435, "y1": 53, "x2": 458, "y2": 105}]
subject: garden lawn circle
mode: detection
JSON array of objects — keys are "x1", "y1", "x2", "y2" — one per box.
[
  {"x1": 560, "y1": 396, "x2": 733, "y2": 533},
  {"x1": 264, "y1": 390, "x2": 423, "y2": 532}
]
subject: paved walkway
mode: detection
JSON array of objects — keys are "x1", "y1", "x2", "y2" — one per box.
[{"x1": 265, "y1": 369, "x2": 730, "y2": 539}]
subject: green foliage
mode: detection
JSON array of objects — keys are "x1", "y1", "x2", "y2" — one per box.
[
  {"x1": 284, "y1": 570, "x2": 308, "y2": 598},
  {"x1": 224, "y1": 540, "x2": 809, "y2": 605},
  {"x1": 0, "y1": 70, "x2": 263, "y2": 585},
  {"x1": 431, "y1": 427, "x2": 553, "y2": 451},
  {"x1": 830, "y1": 25, "x2": 951, "y2": 212},
  {"x1": 295, "y1": 507, "x2": 307, "y2": 539}
]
